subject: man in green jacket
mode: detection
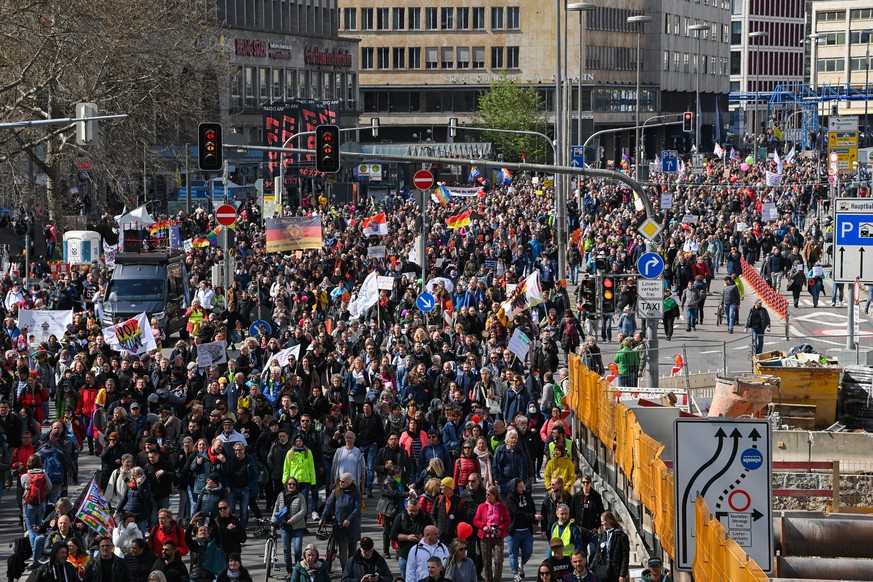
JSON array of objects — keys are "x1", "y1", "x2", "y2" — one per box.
[{"x1": 613, "y1": 339, "x2": 640, "y2": 388}]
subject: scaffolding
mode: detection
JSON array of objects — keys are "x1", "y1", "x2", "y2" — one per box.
[{"x1": 729, "y1": 82, "x2": 873, "y2": 150}]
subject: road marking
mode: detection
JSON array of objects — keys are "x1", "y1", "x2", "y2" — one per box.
[{"x1": 700, "y1": 350, "x2": 720, "y2": 354}]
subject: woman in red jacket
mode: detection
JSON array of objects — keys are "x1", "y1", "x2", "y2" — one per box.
[
  {"x1": 17, "y1": 372, "x2": 49, "y2": 423},
  {"x1": 453, "y1": 440, "x2": 481, "y2": 492},
  {"x1": 473, "y1": 485, "x2": 511, "y2": 582}
]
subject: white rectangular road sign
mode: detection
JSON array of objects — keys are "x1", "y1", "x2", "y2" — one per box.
[
  {"x1": 829, "y1": 115, "x2": 859, "y2": 132},
  {"x1": 637, "y1": 279, "x2": 663, "y2": 318},
  {"x1": 833, "y1": 197, "x2": 873, "y2": 283},
  {"x1": 673, "y1": 419, "x2": 772, "y2": 572}
]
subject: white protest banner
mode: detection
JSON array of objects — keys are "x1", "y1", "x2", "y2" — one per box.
[
  {"x1": 19, "y1": 310, "x2": 73, "y2": 345},
  {"x1": 349, "y1": 271, "x2": 380, "y2": 319},
  {"x1": 103, "y1": 241, "x2": 119, "y2": 270},
  {"x1": 367, "y1": 245, "x2": 387, "y2": 259},
  {"x1": 377, "y1": 276, "x2": 395, "y2": 290},
  {"x1": 660, "y1": 193, "x2": 673, "y2": 210},
  {"x1": 682, "y1": 215, "x2": 699, "y2": 224},
  {"x1": 508, "y1": 328, "x2": 531, "y2": 361},
  {"x1": 446, "y1": 187, "x2": 482, "y2": 197},
  {"x1": 197, "y1": 341, "x2": 228, "y2": 367},
  {"x1": 182, "y1": 239, "x2": 194, "y2": 253},
  {"x1": 505, "y1": 283, "x2": 517, "y2": 297},
  {"x1": 102, "y1": 313, "x2": 157, "y2": 356},
  {"x1": 262, "y1": 344, "x2": 301, "y2": 375},
  {"x1": 761, "y1": 203, "x2": 778, "y2": 222}
]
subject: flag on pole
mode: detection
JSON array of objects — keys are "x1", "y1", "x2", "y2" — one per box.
[
  {"x1": 620, "y1": 154, "x2": 630, "y2": 169},
  {"x1": 446, "y1": 209, "x2": 471, "y2": 229},
  {"x1": 75, "y1": 477, "x2": 116, "y2": 537},
  {"x1": 730, "y1": 148, "x2": 741, "y2": 161},
  {"x1": 713, "y1": 143, "x2": 725, "y2": 159},
  {"x1": 784, "y1": 145, "x2": 796, "y2": 165},
  {"x1": 433, "y1": 184, "x2": 452, "y2": 206},
  {"x1": 773, "y1": 149, "x2": 783, "y2": 175},
  {"x1": 361, "y1": 212, "x2": 388, "y2": 236},
  {"x1": 498, "y1": 270, "x2": 544, "y2": 324},
  {"x1": 468, "y1": 166, "x2": 481, "y2": 183},
  {"x1": 500, "y1": 168, "x2": 514, "y2": 184}
]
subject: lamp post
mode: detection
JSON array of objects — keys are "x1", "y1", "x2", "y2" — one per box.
[
  {"x1": 568, "y1": 3, "x2": 596, "y2": 149},
  {"x1": 689, "y1": 24, "x2": 709, "y2": 151},
  {"x1": 749, "y1": 30, "x2": 769, "y2": 156},
  {"x1": 628, "y1": 15, "x2": 651, "y2": 179},
  {"x1": 806, "y1": 33, "x2": 826, "y2": 169}
]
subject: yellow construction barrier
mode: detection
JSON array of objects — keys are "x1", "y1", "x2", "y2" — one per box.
[
  {"x1": 568, "y1": 355, "x2": 767, "y2": 576},
  {"x1": 693, "y1": 498, "x2": 769, "y2": 581}
]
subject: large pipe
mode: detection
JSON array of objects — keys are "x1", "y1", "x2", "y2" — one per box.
[
  {"x1": 776, "y1": 556, "x2": 873, "y2": 580},
  {"x1": 774, "y1": 517, "x2": 873, "y2": 559}
]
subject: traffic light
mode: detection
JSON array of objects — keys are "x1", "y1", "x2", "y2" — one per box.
[
  {"x1": 601, "y1": 276, "x2": 616, "y2": 313},
  {"x1": 682, "y1": 111, "x2": 693, "y2": 133},
  {"x1": 579, "y1": 276, "x2": 596, "y2": 315},
  {"x1": 316, "y1": 124, "x2": 340, "y2": 173},
  {"x1": 198, "y1": 122, "x2": 223, "y2": 171}
]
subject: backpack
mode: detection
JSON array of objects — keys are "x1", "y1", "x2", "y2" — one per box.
[
  {"x1": 38, "y1": 448, "x2": 64, "y2": 486},
  {"x1": 23, "y1": 472, "x2": 48, "y2": 505},
  {"x1": 43, "y1": 226, "x2": 52, "y2": 241}
]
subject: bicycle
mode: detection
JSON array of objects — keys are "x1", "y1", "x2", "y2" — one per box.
[
  {"x1": 315, "y1": 520, "x2": 338, "y2": 573},
  {"x1": 261, "y1": 519, "x2": 280, "y2": 582}
]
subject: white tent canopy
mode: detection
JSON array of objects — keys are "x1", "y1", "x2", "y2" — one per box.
[{"x1": 115, "y1": 205, "x2": 155, "y2": 229}]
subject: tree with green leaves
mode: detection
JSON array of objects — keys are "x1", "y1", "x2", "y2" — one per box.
[{"x1": 475, "y1": 76, "x2": 550, "y2": 164}]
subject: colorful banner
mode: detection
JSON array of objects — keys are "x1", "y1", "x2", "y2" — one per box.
[
  {"x1": 265, "y1": 216, "x2": 323, "y2": 252},
  {"x1": 102, "y1": 312, "x2": 157, "y2": 355},
  {"x1": 75, "y1": 477, "x2": 115, "y2": 536},
  {"x1": 499, "y1": 270, "x2": 543, "y2": 323},
  {"x1": 197, "y1": 340, "x2": 228, "y2": 367}
]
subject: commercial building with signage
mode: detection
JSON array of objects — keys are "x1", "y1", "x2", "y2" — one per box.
[
  {"x1": 338, "y1": 0, "x2": 729, "y2": 163},
  {"x1": 217, "y1": 0, "x2": 360, "y2": 145}
]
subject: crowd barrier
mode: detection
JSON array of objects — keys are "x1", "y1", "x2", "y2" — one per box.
[
  {"x1": 740, "y1": 257, "x2": 788, "y2": 320},
  {"x1": 567, "y1": 355, "x2": 766, "y2": 579},
  {"x1": 693, "y1": 498, "x2": 769, "y2": 581}
]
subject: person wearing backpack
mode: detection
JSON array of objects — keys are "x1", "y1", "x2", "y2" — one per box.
[
  {"x1": 21, "y1": 454, "x2": 52, "y2": 564},
  {"x1": 558, "y1": 311, "x2": 581, "y2": 358},
  {"x1": 36, "y1": 442, "x2": 68, "y2": 503}
]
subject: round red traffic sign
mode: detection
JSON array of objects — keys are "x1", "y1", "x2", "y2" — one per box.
[
  {"x1": 413, "y1": 169, "x2": 434, "y2": 191},
  {"x1": 215, "y1": 204, "x2": 238, "y2": 227}
]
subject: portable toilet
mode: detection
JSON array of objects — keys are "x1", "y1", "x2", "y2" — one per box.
[{"x1": 63, "y1": 230, "x2": 102, "y2": 265}]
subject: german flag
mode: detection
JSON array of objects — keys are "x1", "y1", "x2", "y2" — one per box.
[
  {"x1": 266, "y1": 216, "x2": 323, "y2": 252},
  {"x1": 446, "y1": 209, "x2": 471, "y2": 229}
]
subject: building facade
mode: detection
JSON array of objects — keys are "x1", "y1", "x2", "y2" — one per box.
[
  {"x1": 339, "y1": 0, "x2": 730, "y2": 163},
  {"x1": 216, "y1": 0, "x2": 361, "y2": 145}
]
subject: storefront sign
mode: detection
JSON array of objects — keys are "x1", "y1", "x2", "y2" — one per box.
[
  {"x1": 235, "y1": 38, "x2": 267, "y2": 58},
  {"x1": 304, "y1": 47, "x2": 352, "y2": 67}
]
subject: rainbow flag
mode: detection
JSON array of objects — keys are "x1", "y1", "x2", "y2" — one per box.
[
  {"x1": 205, "y1": 227, "x2": 220, "y2": 246},
  {"x1": 620, "y1": 154, "x2": 630, "y2": 169},
  {"x1": 446, "y1": 209, "x2": 471, "y2": 229},
  {"x1": 75, "y1": 477, "x2": 115, "y2": 537},
  {"x1": 192, "y1": 237, "x2": 210, "y2": 248},
  {"x1": 434, "y1": 184, "x2": 452, "y2": 206},
  {"x1": 468, "y1": 166, "x2": 481, "y2": 183},
  {"x1": 149, "y1": 221, "x2": 174, "y2": 235},
  {"x1": 501, "y1": 168, "x2": 513, "y2": 185}
]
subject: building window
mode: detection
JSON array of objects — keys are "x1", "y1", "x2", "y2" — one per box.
[
  {"x1": 457, "y1": 7, "x2": 469, "y2": 30},
  {"x1": 816, "y1": 11, "x2": 845, "y2": 22},
  {"x1": 507, "y1": 7, "x2": 520, "y2": 29},
  {"x1": 361, "y1": 8, "x2": 373, "y2": 30},
  {"x1": 361, "y1": 48, "x2": 374, "y2": 69},
  {"x1": 492, "y1": 7, "x2": 504, "y2": 30},
  {"x1": 409, "y1": 8, "x2": 421, "y2": 30},
  {"x1": 506, "y1": 46, "x2": 519, "y2": 68},
  {"x1": 663, "y1": 50, "x2": 670, "y2": 71},
  {"x1": 392, "y1": 47, "x2": 405, "y2": 69},
  {"x1": 271, "y1": 69, "x2": 283, "y2": 101},
  {"x1": 258, "y1": 67, "x2": 269, "y2": 103},
  {"x1": 343, "y1": 8, "x2": 356, "y2": 30},
  {"x1": 673, "y1": 51, "x2": 680, "y2": 72},
  {"x1": 722, "y1": 24, "x2": 729, "y2": 43},
  {"x1": 472, "y1": 7, "x2": 485, "y2": 29},
  {"x1": 457, "y1": 47, "x2": 470, "y2": 68},
  {"x1": 425, "y1": 47, "x2": 438, "y2": 69},
  {"x1": 731, "y1": 21, "x2": 741, "y2": 44},
  {"x1": 425, "y1": 8, "x2": 438, "y2": 30},
  {"x1": 472, "y1": 46, "x2": 486, "y2": 68},
  {"x1": 376, "y1": 8, "x2": 389, "y2": 30},
  {"x1": 683, "y1": 53, "x2": 690, "y2": 73},
  {"x1": 664, "y1": 13, "x2": 670, "y2": 34},
  {"x1": 491, "y1": 46, "x2": 504, "y2": 68},
  {"x1": 441, "y1": 47, "x2": 453, "y2": 68},
  {"x1": 390, "y1": 8, "x2": 404, "y2": 29},
  {"x1": 441, "y1": 7, "x2": 453, "y2": 29},
  {"x1": 230, "y1": 67, "x2": 242, "y2": 108},
  {"x1": 286, "y1": 69, "x2": 298, "y2": 99},
  {"x1": 409, "y1": 47, "x2": 421, "y2": 69},
  {"x1": 730, "y1": 51, "x2": 740, "y2": 75},
  {"x1": 850, "y1": 8, "x2": 873, "y2": 19},
  {"x1": 817, "y1": 58, "x2": 845, "y2": 72},
  {"x1": 377, "y1": 47, "x2": 390, "y2": 69},
  {"x1": 823, "y1": 32, "x2": 845, "y2": 45}
]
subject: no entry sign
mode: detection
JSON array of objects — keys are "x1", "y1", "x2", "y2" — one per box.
[
  {"x1": 215, "y1": 204, "x2": 237, "y2": 227},
  {"x1": 413, "y1": 169, "x2": 434, "y2": 191}
]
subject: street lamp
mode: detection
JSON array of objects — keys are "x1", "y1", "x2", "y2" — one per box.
[
  {"x1": 689, "y1": 24, "x2": 709, "y2": 151},
  {"x1": 628, "y1": 15, "x2": 651, "y2": 179},
  {"x1": 568, "y1": 3, "x2": 596, "y2": 149},
  {"x1": 749, "y1": 30, "x2": 769, "y2": 156}
]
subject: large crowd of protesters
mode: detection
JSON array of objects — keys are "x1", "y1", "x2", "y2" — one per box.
[{"x1": 0, "y1": 144, "x2": 862, "y2": 582}]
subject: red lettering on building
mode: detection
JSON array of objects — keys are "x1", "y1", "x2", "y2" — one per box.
[
  {"x1": 235, "y1": 38, "x2": 267, "y2": 58},
  {"x1": 304, "y1": 47, "x2": 353, "y2": 68}
]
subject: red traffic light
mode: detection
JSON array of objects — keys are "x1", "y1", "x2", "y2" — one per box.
[{"x1": 603, "y1": 278, "x2": 613, "y2": 288}]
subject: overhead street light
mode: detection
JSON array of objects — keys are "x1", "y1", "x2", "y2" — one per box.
[
  {"x1": 749, "y1": 30, "x2": 769, "y2": 155},
  {"x1": 689, "y1": 24, "x2": 709, "y2": 151},
  {"x1": 568, "y1": 3, "x2": 596, "y2": 150},
  {"x1": 627, "y1": 15, "x2": 651, "y2": 179}
]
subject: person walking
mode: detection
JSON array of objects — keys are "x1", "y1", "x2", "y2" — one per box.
[
  {"x1": 744, "y1": 299, "x2": 771, "y2": 355},
  {"x1": 661, "y1": 290, "x2": 679, "y2": 341},
  {"x1": 505, "y1": 478, "x2": 536, "y2": 582},
  {"x1": 721, "y1": 276, "x2": 741, "y2": 334},
  {"x1": 472, "y1": 486, "x2": 510, "y2": 582},
  {"x1": 589, "y1": 512, "x2": 629, "y2": 582},
  {"x1": 680, "y1": 281, "x2": 700, "y2": 332},
  {"x1": 786, "y1": 264, "x2": 807, "y2": 309}
]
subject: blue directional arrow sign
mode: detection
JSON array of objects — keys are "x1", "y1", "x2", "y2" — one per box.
[
  {"x1": 637, "y1": 252, "x2": 665, "y2": 279},
  {"x1": 571, "y1": 146, "x2": 585, "y2": 168},
  {"x1": 416, "y1": 292, "x2": 436, "y2": 313},
  {"x1": 662, "y1": 150, "x2": 679, "y2": 173}
]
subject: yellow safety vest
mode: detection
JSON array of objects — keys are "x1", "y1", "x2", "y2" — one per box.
[{"x1": 551, "y1": 520, "x2": 577, "y2": 557}]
